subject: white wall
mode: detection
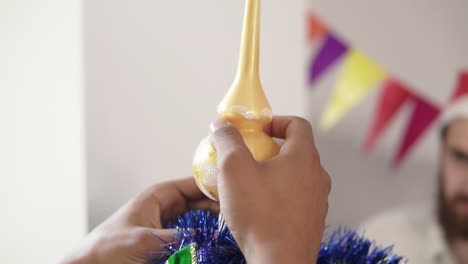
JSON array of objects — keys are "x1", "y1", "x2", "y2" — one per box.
[
  {"x1": 85, "y1": 0, "x2": 468, "y2": 229},
  {"x1": 0, "y1": 1, "x2": 87, "y2": 263}
]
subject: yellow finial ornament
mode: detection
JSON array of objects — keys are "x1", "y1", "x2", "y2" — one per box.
[{"x1": 193, "y1": 0, "x2": 280, "y2": 201}]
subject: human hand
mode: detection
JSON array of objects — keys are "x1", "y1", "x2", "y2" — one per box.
[
  {"x1": 210, "y1": 116, "x2": 331, "y2": 264},
  {"x1": 60, "y1": 178, "x2": 219, "y2": 264}
]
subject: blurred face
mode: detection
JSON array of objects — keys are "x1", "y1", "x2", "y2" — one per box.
[{"x1": 440, "y1": 118, "x2": 468, "y2": 240}]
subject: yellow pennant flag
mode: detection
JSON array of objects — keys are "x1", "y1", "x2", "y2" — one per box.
[{"x1": 320, "y1": 49, "x2": 387, "y2": 131}]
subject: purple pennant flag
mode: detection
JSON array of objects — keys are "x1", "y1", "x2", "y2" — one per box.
[
  {"x1": 392, "y1": 95, "x2": 441, "y2": 167},
  {"x1": 308, "y1": 32, "x2": 348, "y2": 85}
]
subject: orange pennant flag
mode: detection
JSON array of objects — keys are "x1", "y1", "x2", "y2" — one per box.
[{"x1": 307, "y1": 13, "x2": 327, "y2": 43}]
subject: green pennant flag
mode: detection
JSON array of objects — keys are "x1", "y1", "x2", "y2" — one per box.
[{"x1": 166, "y1": 243, "x2": 198, "y2": 264}]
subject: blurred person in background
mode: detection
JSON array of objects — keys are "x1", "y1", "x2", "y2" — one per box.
[{"x1": 362, "y1": 97, "x2": 468, "y2": 264}]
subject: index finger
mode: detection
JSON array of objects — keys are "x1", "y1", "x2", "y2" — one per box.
[
  {"x1": 127, "y1": 177, "x2": 214, "y2": 227},
  {"x1": 154, "y1": 178, "x2": 219, "y2": 225},
  {"x1": 152, "y1": 177, "x2": 208, "y2": 211}
]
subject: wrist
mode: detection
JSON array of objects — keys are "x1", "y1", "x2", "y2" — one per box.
[
  {"x1": 60, "y1": 241, "x2": 100, "y2": 264},
  {"x1": 60, "y1": 252, "x2": 96, "y2": 264},
  {"x1": 246, "y1": 251, "x2": 315, "y2": 264},
  {"x1": 242, "y1": 237, "x2": 316, "y2": 264}
]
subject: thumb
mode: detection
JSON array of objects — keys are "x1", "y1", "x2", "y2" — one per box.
[{"x1": 209, "y1": 119, "x2": 256, "y2": 179}]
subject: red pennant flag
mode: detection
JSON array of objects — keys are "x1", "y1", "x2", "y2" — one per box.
[
  {"x1": 364, "y1": 78, "x2": 413, "y2": 153},
  {"x1": 393, "y1": 95, "x2": 441, "y2": 167},
  {"x1": 307, "y1": 13, "x2": 327, "y2": 43},
  {"x1": 450, "y1": 71, "x2": 468, "y2": 102}
]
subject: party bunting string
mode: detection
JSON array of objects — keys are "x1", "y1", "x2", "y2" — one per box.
[{"x1": 307, "y1": 12, "x2": 468, "y2": 168}]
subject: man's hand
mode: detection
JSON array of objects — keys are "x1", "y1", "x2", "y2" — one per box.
[
  {"x1": 211, "y1": 116, "x2": 331, "y2": 264},
  {"x1": 62, "y1": 115, "x2": 330, "y2": 264},
  {"x1": 61, "y1": 178, "x2": 219, "y2": 264}
]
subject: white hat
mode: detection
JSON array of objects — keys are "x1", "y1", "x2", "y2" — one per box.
[{"x1": 440, "y1": 95, "x2": 468, "y2": 128}]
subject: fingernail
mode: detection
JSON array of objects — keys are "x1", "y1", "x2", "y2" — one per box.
[{"x1": 210, "y1": 118, "x2": 230, "y2": 132}]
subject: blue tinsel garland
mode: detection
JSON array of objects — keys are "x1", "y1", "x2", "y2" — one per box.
[{"x1": 151, "y1": 210, "x2": 405, "y2": 264}]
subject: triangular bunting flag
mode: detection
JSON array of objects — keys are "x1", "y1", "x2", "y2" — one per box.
[
  {"x1": 308, "y1": 32, "x2": 348, "y2": 85},
  {"x1": 393, "y1": 96, "x2": 441, "y2": 167},
  {"x1": 166, "y1": 243, "x2": 198, "y2": 264},
  {"x1": 364, "y1": 78, "x2": 413, "y2": 153},
  {"x1": 320, "y1": 49, "x2": 387, "y2": 131},
  {"x1": 307, "y1": 13, "x2": 327, "y2": 43},
  {"x1": 450, "y1": 71, "x2": 468, "y2": 102}
]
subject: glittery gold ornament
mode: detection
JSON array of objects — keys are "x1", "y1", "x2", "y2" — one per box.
[{"x1": 193, "y1": 0, "x2": 279, "y2": 201}]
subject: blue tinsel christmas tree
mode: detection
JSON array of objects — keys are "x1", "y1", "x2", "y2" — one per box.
[{"x1": 151, "y1": 210, "x2": 405, "y2": 264}]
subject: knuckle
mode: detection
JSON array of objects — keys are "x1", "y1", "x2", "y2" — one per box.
[
  {"x1": 149, "y1": 182, "x2": 164, "y2": 193},
  {"x1": 220, "y1": 148, "x2": 246, "y2": 171},
  {"x1": 322, "y1": 171, "x2": 332, "y2": 194},
  {"x1": 213, "y1": 126, "x2": 239, "y2": 141},
  {"x1": 297, "y1": 147, "x2": 320, "y2": 165},
  {"x1": 133, "y1": 228, "x2": 151, "y2": 246},
  {"x1": 308, "y1": 147, "x2": 320, "y2": 160},
  {"x1": 295, "y1": 117, "x2": 313, "y2": 132},
  {"x1": 293, "y1": 117, "x2": 316, "y2": 146},
  {"x1": 324, "y1": 201, "x2": 330, "y2": 216}
]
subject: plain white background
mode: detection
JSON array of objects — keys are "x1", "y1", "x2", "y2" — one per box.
[{"x1": 1, "y1": 0, "x2": 86, "y2": 263}]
